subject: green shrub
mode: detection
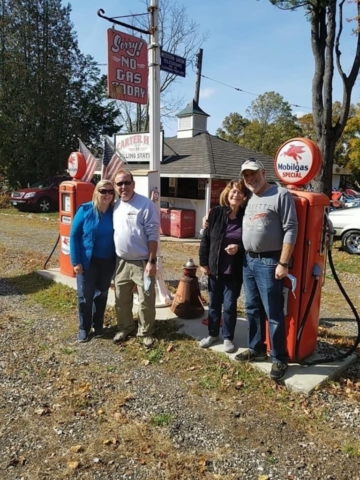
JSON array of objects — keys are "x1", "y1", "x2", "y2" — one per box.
[{"x1": 0, "y1": 193, "x2": 10, "y2": 209}]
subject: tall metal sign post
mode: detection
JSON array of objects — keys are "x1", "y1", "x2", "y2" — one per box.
[
  {"x1": 147, "y1": 0, "x2": 172, "y2": 306},
  {"x1": 148, "y1": 0, "x2": 160, "y2": 188},
  {"x1": 98, "y1": 4, "x2": 172, "y2": 307}
]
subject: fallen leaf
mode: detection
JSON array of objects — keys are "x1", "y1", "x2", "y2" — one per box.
[
  {"x1": 35, "y1": 407, "x2": 51, "y2": 415},
  {"x1": 70, "y1": 445, "x2": 84, "y2": 453},
  {"x1": 68, "y1": 461, "x2": 80, "y2": 470}
]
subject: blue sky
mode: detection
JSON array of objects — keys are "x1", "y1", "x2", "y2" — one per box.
[{"x1": 68, "y1": 0, "x2": 360, "y2": 137}]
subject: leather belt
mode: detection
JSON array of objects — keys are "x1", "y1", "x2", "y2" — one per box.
[{"x1": 246, "y1": 250, "x2": 281, "y2": 259}]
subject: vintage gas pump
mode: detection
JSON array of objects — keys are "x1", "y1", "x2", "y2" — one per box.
[
  {"x1": 273, "y1": 138, "x2": 331, "y2": 362},
  {"x1": 59, "y1": 152, "x2": 95, "y2": 277}
]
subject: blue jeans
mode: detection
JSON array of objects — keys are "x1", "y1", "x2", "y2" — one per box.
[
  {"x1": 208, "y1": 274, "x2": 241, "y2": 341},
  {"x1": 76, "y1": 257, "x2": 116, "y2": 335},
  {"x1": 243, "y1": 253, "x2": 288, "y2": 363}
]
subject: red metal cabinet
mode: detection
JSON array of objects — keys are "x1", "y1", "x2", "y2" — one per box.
[{"x1": 160, "y1": 208, "x2": 196, "y2": 238}]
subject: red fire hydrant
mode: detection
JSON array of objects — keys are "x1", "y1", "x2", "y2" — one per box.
[{"x1": 170, "y1": 258, "x2": 204, "y2": 319}]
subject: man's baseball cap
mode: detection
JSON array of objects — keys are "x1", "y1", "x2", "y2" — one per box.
[{"x1": 240, "y1": 158, "x2": 265, "y2": 173}]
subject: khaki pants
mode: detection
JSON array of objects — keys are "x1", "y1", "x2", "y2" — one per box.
[{"x1": 114, "y1": 258, "x2": 156, "y2": 337}]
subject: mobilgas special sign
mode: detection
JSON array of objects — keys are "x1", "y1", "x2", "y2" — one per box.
[
  {"x1": 107, "y1": 29, "x2": 148, "y2": 105},
  {"x1": 274, "y1": 138, "x2": 322, "y2": 187}
]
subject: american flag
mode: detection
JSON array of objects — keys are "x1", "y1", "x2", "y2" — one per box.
[
  {"x1": 101, "y1": 138, "x2": 123, "y2": 181},
  {"x1": 79, "y1": 139, "x2": 97, "y2": 183}
]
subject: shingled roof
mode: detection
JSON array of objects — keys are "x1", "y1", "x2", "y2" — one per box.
[{"x1": 160, "y1": 132, "x2": 278, "y2": 182}]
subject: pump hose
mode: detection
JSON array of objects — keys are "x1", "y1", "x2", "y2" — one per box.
[
  {"x1": 43, "y1": 234, "x2": 60, "y2": 270},
  {"x1": 297, "y1": 248, "x2": 360, "y2": 366}
]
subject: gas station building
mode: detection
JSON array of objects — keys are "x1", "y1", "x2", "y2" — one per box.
[{"x1": 116, "y1": 100, "x2": 277, "y2": 238}]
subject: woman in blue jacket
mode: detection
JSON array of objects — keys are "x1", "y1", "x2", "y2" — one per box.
[{"x1": 70, "y1": 180, "x2": 116, "y2": 342}]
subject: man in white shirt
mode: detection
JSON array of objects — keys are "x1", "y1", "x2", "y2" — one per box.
[{"x1": 112, "y1": 169, "x2": 160, "y2": 348}]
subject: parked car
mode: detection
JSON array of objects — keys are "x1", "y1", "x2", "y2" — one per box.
[
  {"x1": 10, "y1": 175, "x2": 71, "y2": 213},
  {"x1": 328, "y1": 206, "x2": 360, "y2": 254}
]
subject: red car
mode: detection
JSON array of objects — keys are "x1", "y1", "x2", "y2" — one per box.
[{"x1": 10, "y1": 175, "x2": 71, "y2": 213}]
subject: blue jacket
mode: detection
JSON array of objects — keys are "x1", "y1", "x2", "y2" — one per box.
[{"x1": 70, "y1": 202, "x2": 115, "y2": 270}]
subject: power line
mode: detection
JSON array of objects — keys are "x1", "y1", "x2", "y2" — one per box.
[{"x1": 200, "y1": 73, "x2": 312, "y2": 111}]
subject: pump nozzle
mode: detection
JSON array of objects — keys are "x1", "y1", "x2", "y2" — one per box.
[
  {"x1": 312, "y1": 263, "x2": 322, "y2": 279},
  {"x1": 324, "y1": 211, "x2": 335, "y2": 249}
]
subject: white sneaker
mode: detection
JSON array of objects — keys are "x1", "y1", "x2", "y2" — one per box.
[
  {"x1": 199, "y1": 336, "x2": 219, "y2": 348},
  {"x1": 223, "y1": 339, "x2": 235, "y2": 353}
]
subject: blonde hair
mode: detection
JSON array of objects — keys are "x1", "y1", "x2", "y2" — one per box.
[
  {"x1": 219, "y1": 179, "x2": 248, "y2": 208},
  {"x1": 92, "y1": 179, "x2": 115, "y2": 211}
]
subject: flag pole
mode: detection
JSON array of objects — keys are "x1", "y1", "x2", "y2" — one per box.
[{"x1": 100, "y1": 137, "x2": 106, "y2": 180}]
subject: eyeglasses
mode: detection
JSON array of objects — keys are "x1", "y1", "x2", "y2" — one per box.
[
  {"x1": 99, "y1": 189, "x2": 115, "y2": 195},
  {"x1": 115, "y1": 180, "x2": 132, "y2": 187}
]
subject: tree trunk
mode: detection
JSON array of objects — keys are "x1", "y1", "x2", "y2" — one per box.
[{"x1": 312, "y1": 135, "x2": 336, "y2": 196}]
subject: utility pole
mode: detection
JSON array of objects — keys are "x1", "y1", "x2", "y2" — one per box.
[
  {"x1": 194, "y1": 48, "x2": 203, "y2": 104},
  {"x1": 148, "y1": 0, "x2": 160, "y2": 183},
  {"x1": 148, "y1": 0, "x2": 172, "y2": 306},
  {"x1": 98, "y1": 2, "x2": 172, "y2": 306}
]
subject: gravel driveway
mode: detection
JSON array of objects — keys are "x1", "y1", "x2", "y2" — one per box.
[{"x1": 0, "y1": 211, "x2": 360, "y2": 480}]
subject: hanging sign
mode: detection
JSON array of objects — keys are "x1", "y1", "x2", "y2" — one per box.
[
  {"x1": 160, "y1": 50, "x2": 186, "y2": 77},
  {"x1": 107, "y1": 29, "x2": 148, "y2": 105}
]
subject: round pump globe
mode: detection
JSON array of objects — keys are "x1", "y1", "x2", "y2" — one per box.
[
  {"x1": 67, "y1": 152, "x2": 86, "y2": 179},
  {"x1": 274, "y1": 138, "x2": 322, "y2": 187}
]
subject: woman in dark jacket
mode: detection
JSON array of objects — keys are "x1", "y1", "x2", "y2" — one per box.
[
  {"x1": 199, "y1": 179, "x2": 248, "y2": 353},
  {"x1": 70, "y1": 180, "x2": 116, "y2": 343}
]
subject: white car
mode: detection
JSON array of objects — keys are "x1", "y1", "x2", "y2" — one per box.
[{"x1": 329, "y1": 206, "x2": 360, "y2": 254}]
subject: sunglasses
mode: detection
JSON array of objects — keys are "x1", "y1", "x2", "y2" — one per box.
[
  {"x1": 99, "y1": 188, "x2": 115, "y2": 195},
  {"x1": 115, "y1": 180, "x2": 132, "y2": 187}
]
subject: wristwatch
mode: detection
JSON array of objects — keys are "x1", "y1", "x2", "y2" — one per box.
[
  {"x1": 278, "y1": 261, "x2": 288, "y2": 268},
  {"x1": 148, "y1": 257, "x2": 157, "y2": 265}
]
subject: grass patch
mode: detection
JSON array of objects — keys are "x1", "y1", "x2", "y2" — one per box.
[
  {"x1": 150, "y1": 413, "x2": 174, "y2": 426},
  {"x1": 342, "y1": 443, "x2": 360, "y2": 457},
  {"x1": 145, "y1": 347, "x2": 164, "y2": 363},
  {"x1": 6, "y1": 272, "x2": 77, "y2": 315}
]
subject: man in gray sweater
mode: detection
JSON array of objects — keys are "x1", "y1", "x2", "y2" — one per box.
[{"x1": 235, "y1": 158, "x2": 298, "y2": 381}]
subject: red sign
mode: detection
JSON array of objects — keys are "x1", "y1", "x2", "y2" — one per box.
[
  {"x1": 210, "y1": 179, "x2": 227, "y2": 207},
  {"x1": 107, "y1": 29, "x2": 148, "y2": 105}
]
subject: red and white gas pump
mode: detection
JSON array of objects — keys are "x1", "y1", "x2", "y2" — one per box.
[
  {"x1": 59, "y1": 152, "x2": 95, "y2": 277},
  {"x1": 272, "y1": 138, "x2": 331, "y2": 362}
]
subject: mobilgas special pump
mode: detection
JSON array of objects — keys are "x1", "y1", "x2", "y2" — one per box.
[{"x1": 272, "y1": 138, "x2": 359, "y2": 365}]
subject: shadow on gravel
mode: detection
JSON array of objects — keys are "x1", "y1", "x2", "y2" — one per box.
[
  {"x1": 1, "y1": 272, "x2": 54, "y2": 296},
  {"x1": 320, "y1": 317, "x2": 359, "y2": 328}
]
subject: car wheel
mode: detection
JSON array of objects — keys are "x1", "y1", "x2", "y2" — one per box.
[
  {"x1": 36, "y1": 197, "x2": 52, "y2": 213},
  {"x1": 341, "y1": 230, "x2": 360, "y2": 254}
]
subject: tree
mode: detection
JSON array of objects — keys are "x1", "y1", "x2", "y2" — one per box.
[
  {"x1": 215, "y1": 113, "x2": 250, "y2": 143},
  {"x1": 119, "y1": 0, "x2": 208, "y2": 132},
  {"x1": 239, "y1": 92, "x2": 302, "y2": 156},
  {"x1": 298, "y1": 101, "x2": 357, "y2": 166},
  {"x1": 0, "y1": 0, "x2": 121, "y2": 187},
  {"x1": 343, "y1": 103, "x2": 360, "y2": 180},
  {"x1": 269, "y1": 0, "x2": 360, "y2": 197}
]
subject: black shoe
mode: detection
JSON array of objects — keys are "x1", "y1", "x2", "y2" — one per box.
[
  {"x1": 234, "y1": 349, "x2": 267, "y2": 362},
  {"x1": 270, "y1": 362, "x2": 288, "y2": 381}
]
